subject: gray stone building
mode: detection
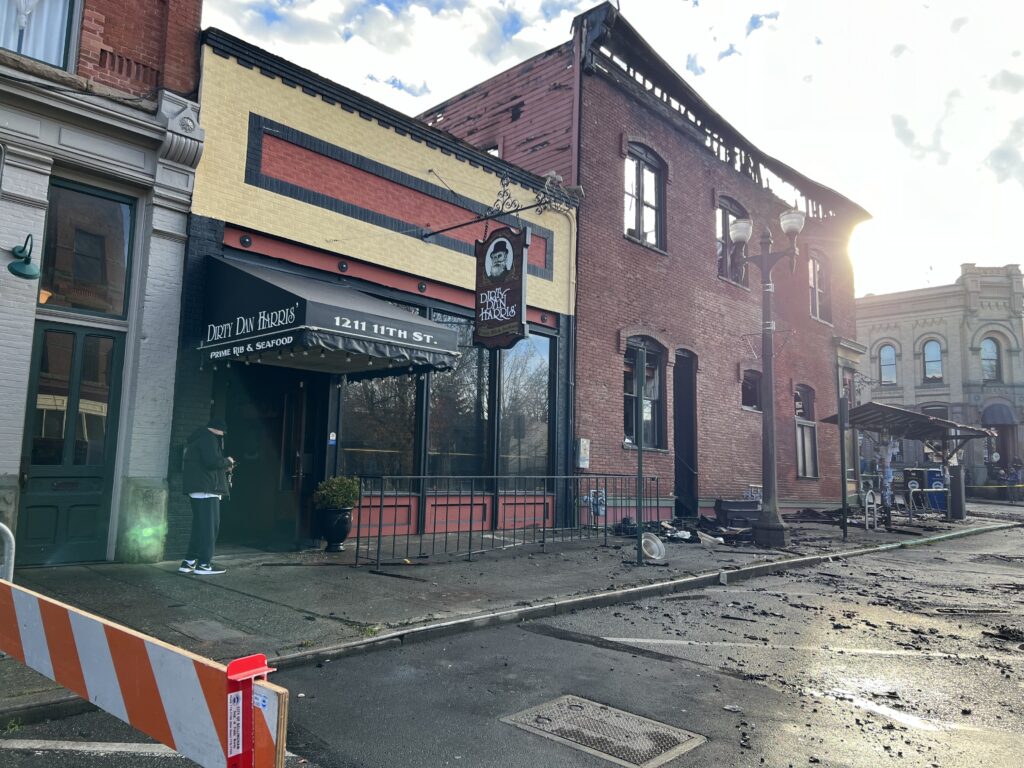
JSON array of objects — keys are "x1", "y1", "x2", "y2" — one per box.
[
  {"x1": 0, "y1": 0, "x2": 204, "y2": 564},
  {"x1": 856, "y1": 264, "x2": 1024, "y2": 484}
]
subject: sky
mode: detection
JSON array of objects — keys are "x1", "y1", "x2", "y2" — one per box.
[{"x1": 201, "y1": 1, "x2": 1024, "y2": 297}]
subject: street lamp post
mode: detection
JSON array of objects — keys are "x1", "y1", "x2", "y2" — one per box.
[{"x1": 729, "y1": 210, "x2": 806, "y2": 548}]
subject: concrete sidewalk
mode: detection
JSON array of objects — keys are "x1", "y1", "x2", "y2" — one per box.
[{"x1": 1, "y1": 503, "x2": 1019, "y2": 725}]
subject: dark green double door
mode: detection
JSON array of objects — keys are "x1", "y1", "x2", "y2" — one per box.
[{"x1": 17, "y1": 322, "x2": 124, "y2": 565}]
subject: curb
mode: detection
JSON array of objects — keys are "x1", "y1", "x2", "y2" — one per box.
[{"x1": 3, "y1": 520, "x2": 1020, "y2": 725}]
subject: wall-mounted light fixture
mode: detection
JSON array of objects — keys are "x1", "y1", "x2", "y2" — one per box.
[{"x1": 7, "y1": 234, "x2": 40, "y2": 280}]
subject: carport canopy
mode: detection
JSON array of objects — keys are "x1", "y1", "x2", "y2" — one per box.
[{"x1": 822, "y1": 401, "x2": 993, "y2": 459}]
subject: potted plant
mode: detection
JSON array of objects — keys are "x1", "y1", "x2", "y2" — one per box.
[{"x1": 313, "y1": 475, "x2": 360, "y2": 552}]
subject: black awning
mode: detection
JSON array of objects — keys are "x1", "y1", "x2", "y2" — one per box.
[
  {"x1": 198, "y1": 256, "x2": 460, "y2": 375},
  {"x1": 981, "y1": 403, "x2": 1018, "y2": 426}
]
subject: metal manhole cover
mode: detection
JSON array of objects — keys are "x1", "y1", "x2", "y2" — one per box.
[{"x1": 502, "y1": 695, "x2": 704, "y2": 768}]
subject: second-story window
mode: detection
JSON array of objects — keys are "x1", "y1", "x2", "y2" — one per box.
[
  {"x1": 879, "y1": 344, "x2": 897, "y2": 385},
  {"x1": 716, "y1": 196, "x2": 748, "y2": 285},
  {"x1": 1, "y1": 0, "x2": 75, "y2": 68},
  {"x1": 923, "y1": 340, "x2": 942, "y2": 383},
  {"x1": 624, "y1": 144, "x2": 664, "y2": 249},
  {"x1": 981, "y1": 337, "x2": 1002, "y2": 382},
  {"x1": 808, "y1": 254, "x2": 831, "y2": 322}
]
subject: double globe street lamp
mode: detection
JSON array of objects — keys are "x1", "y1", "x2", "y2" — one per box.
[{"x1": 729, "y1": 209, "x2": 806, "y2": 547}]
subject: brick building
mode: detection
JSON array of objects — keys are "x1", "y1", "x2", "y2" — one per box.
[
  {"x1": 0, "y1": 0, "x2": 204, "y2": 564},
  {"x1": 857, "y1": 264, "x2": 1024, "y2": 487},
  {"x1": 422, "y1": 3, "x2": 868, "y2": 516},
  {"x1": 163, "y1": 30, "x2": 576, "y2": 556}
]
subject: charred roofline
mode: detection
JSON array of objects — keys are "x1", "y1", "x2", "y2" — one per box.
[
  {"x1": 200, "y1": 28, "x2": 567, "y2": 200},
  {"x1": 573, "y1": 3, "x2": 870, "y2": 223}
]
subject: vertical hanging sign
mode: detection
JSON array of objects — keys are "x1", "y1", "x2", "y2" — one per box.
[{"x1": 473, "y1": 226, "x2": 529, "y2": 349}]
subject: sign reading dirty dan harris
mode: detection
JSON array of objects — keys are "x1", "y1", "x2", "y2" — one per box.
[{"x1": 473, "y1": 226, "x2": 529, "y2": 349}]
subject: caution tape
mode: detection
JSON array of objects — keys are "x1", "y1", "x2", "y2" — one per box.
[{"x1": 0, "y1": 580, "x2": 286, "y2": 768}]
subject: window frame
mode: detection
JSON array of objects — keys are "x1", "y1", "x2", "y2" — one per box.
[
  {"x1": 716, "y1": 195, "x2": 748, "y2": 286},
  {"x1": 741, "y1": 369, "x2": 762, "y2": 411},
  {"x1": 794, "y1": 384, "x2": 818, "y2": 478},
  {"x1": 623, "y1": 144, "x2": 665, "y2": 250},
  {"x1": 981, "y1": 337, "x2": 1002, "y2": 382},
  {"x1": 1, "y1": 0, "x2": 78, "y2": 70},
  {"x1": 808, "y1": 253, "x2": 831, "y2": 322},
  {"x1": 922, "y1": 339, "x2": 943, "y2": 383},
  {"x1": 878, "y1": 344, "x2": 897, "y2": 385},
  {"x1": 623, "y1": 338, "x2": 666, "y2": 449}
]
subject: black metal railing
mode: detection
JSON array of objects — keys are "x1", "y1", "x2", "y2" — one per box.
[{"x1": 350, "y1": 474, "x2": 666, "y2": 566}]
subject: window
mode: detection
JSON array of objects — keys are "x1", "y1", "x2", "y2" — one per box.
[
  {"x1": 922, "y1": 340, "x2": 942, "y2": 383},
  {"x1": 499, "y1": 335, "x2": 551, "y2": 478},
  {"x1": 40, "y1": 181, "x2": 134, "y2": 318},
  {"x1": 0, "y1": 0, "x2": 75, "y2": 68},
  {"x1": 716, "y1": 196, "x2": 748, "y2": 285},
  {"x1": 981, "y1": 337, "x2": 1001, "y2": 382},
  {"x1": 741, "y1": 369, "x2": 762, "y2": 411},
  {"x1": 623, "y1": 144, "x2": 664, "y2": 249},
  {"x1": 808, "y1": 255, "x2": 831, "y2": 322},
  {"x1": 795, "y1": 384, "x2": 818, "y2": 478},
  {"x1": 624, "y1": 338, "x2": 665, "y2": 448},
  {"x1": 879, "y1": 344, "x2": 897, "y2": 385},
  {"x1": 922, "y1": 404, "x2": 948, "y2": 420}
]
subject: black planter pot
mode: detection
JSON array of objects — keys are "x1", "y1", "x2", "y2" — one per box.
[{"x1": 318, "y1": 507, "x2": 353, "y2": 552}]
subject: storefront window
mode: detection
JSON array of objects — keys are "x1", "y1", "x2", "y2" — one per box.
[
  {"x1": 499, "y1": 335, "x2": 551, "y2": 479},
  {"x1": 428, "y1": 312, "x2": 491, "y2": 482},
  {"x1": 73, "y1": 335, "x2": 114, "y2": 465},
  {"x1": 40, "y1": 182, "x2": 134, "y2": 318},
  {"x1": 31, "y1": 329, "x2": 75, "y2": 465},
  {"x1": 340, "y1": 375, "x2": 417, "y2": 477}
]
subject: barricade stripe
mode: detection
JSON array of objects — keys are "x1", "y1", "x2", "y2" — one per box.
[
  {"x1": 104, "y1": 627, "x2": 177, "y2": 751},
  {"x1": 69, "y1": 611, "x2": 130, "y2": 723},
  {"x1": 37, "y1": 600, "x2": 89, "y2": 700},
  {"x1": 147, "y1": 641, "x2": 226, "y2": 768},
  {"x1": 11, "y1": 590, "x2": 54, "y2": 681},
  {"x1": 0, "y1": 582, "x2": 26, "y2": 663},
  {"x1": 193, "y1": 660, "x2": 229, "y2": 757}
]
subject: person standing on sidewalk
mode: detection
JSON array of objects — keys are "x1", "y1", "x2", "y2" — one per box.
[{"x1": 180, "y1": 419, "x2": 234, "y2": 575}]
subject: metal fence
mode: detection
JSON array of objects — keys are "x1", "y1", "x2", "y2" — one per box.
[{"x1": 350, "y1": 474, "x2": 667, "y2": 566}]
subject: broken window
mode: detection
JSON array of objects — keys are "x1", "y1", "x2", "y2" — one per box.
[
  {"x1": 741, "y1": 369, "x2": 762, "y2": 411},
  {"x1": 624, "y1": 337, "x2": 665, "y2": 448},
  {"x1": 623, "y1": 144, "x2": 664, "y2": 249},
  {"x1": 808, "y1": 253, "x2": 831, "y2": 322},
  {"x1": 795, "y1": 384, "x2": 817, "y2": 478},
  {"x1": 716, "y1": 196, "x2": 748, "y2": 285}
]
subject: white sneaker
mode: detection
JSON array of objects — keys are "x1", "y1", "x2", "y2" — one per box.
[
  {"x1": 194, "y1": 563, "x2": 225, "y2": 575},
  {"x1": 178, "y1": 559, "x2": 197, "y2": 573}
]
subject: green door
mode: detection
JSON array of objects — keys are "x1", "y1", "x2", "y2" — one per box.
[{"x1": 17, "y1": 322, "x2": 125, "y2": 565}]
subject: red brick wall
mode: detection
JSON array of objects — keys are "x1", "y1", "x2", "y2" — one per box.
[
  {"x1": 421, "y1": 43, "x2": 576, "y2": 185},
  {"x1": 76, "y1": 0, "x2": 201, "y2": 97},
  {"x1": 574, "y1": 73, "x2": 857, "y2": 507}
]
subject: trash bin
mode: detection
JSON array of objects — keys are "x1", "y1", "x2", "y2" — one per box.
[
  {"x1": 949, "y1": 465, "x2": 966, "y2": 520},
  {"x1": 925, "y1": 468, "x2": 947, "y2": 511}
]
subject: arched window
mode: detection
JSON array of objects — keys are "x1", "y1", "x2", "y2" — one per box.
[
  {"x1": 981, "y1": 337, "x2": 1002, "y2": 382},
  {"x1": 794, "y1": 384, "x2": 817, "y2": 478},
  {"x1": 624, "y1": 144, "x2": 665, "y2": 249},
  {"x1": 716, "y1": 196, "x2": 748, "y2": 285},
  {"x1": 623, "y1": 337, "x2": 666, "y2": 448},
  {"x1": 923, "y1": 340, "x2": 942, "y2": 383},
  {"x1": 808, "y1": 254, "x2": 831, "y2": 322},
  {"x1": 879, "y1": 344, "x2": 897, "y2": 385},
  {"x1": 741, "y1": 369, "x2": 762, "y2": 411}
]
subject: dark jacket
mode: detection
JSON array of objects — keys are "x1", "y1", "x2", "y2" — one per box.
[{"x1": 182, "y1": 427, "x2": 231, "y2": 496}]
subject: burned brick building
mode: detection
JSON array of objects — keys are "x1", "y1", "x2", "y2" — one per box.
[{"x1": 422, "y1": 3, "x2": 869, "y2": 516}]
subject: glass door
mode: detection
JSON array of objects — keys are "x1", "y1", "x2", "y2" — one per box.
[{"x1": 17, "y1": 322, "x2": 124, "y2": 564}]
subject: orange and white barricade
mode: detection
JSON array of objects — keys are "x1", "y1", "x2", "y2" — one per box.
[{"x1": 0, "y1": 580, "x2": 287, "y2": 768}]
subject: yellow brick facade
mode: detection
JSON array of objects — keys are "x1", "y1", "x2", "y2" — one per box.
[{"x1": 194, "y1": 48, "x2": 576, "y2": 317}]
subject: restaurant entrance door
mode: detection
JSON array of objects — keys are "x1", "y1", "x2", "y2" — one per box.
[{"x1": 222, "y1": 365, "x2": 327, "y2": 549}]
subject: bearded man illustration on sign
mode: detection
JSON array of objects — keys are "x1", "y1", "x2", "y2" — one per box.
[{"x1": 484, "y1": 237, "x2": 513, "y2": 279}]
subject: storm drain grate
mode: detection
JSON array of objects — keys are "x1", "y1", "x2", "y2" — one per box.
[{"x1": 502, "y1": 695, "x2": 704, "y2": 768}]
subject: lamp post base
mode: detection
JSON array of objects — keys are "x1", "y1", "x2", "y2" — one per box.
[{"x1": 753, "y1": 521, "x2": 789, "y2": 548}]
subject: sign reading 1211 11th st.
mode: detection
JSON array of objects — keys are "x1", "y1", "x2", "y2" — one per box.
[{"x1": 473, "y1": 226, "x2": 529, "y2": 349}]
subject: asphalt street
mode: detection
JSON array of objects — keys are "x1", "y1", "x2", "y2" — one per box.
[{"x1": 1, "y1": 527, "x2": 1022, "y2": 767}]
